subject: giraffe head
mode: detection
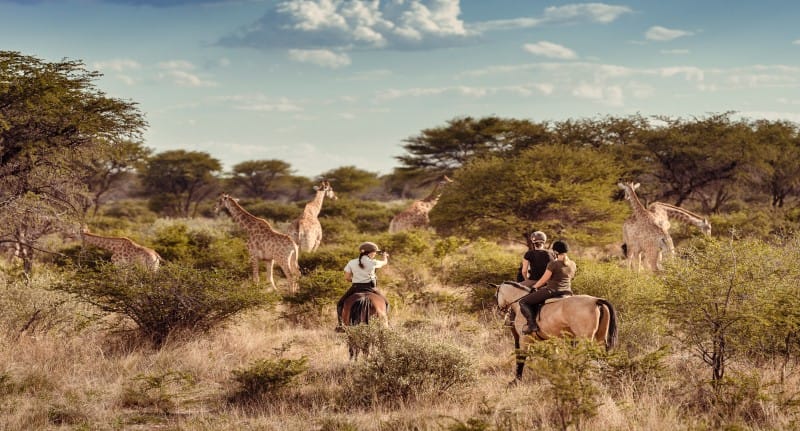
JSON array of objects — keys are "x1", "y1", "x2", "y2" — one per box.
[
  {"x1": 214, "y1": 193, "x2": 236, "y2": 216},
  {"x1": 617, "y1": 182, "x2": 641, "y2": 201},
  {"x1": 314, "y1": 180, "x2": 337, "y2": 200},
  {"x1": 700, "y1": 218, "x2": 712, "y2": 236}
]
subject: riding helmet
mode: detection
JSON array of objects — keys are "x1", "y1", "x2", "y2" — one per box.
[
  {"x1": 552, "y1": 240, "x2": 569, "y2": 254},
  {"x1": 531, "y1": 231, "x2": 547, "y2": 243},
  {"x1": 359, "y1": 242, "x2": 380, "y2": 254}
]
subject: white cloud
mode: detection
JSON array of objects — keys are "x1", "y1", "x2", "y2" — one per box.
[
  {"x1": 542, "y1": 3, "x2": 633, "y2": 24},
  {"x1": 645, "y1": 26, "x2": 693, "y2": 41},
  {"x1": 737, "y1": 111, "x2": 800, "y2": 123},
  {"x1": 523, "y1": 41, "x2": 577, "y2": 60},
  {"x1": 375, "y1": 83, "x2": 553, "y2": 101},
  {"x1": 159, "y1": 70, "x2": 216, "y2": 87},
  {"x1": 659, "y1": 66, "x2": 704, "y2": 82},
  {"x1": 474, "y1": 2, "x2": 632, "y2": 32},
  {"x1": 288, "y1": 49, "x2": 351, "y2": 68},
  {"x1": 92, "y1": 58, "x2": 141, "y2": 72},
  {"x1": 571, "y1": 83, "x2": 624, "y2": 106},
  {"x1": 116, "y1": 74, "x2": 138, "y2": 86},
  {"x1": 220, "y1": 94, "x2": 304, "y2": 113},
  {"x1": 222, "y1": 0, "x2": 473, "y2": 52},
  {"x1": 793, "y1": 39, "x2": 800, "y2": 45},
  {"x1": 661, "y1": 49, "x2": 690, "y2": 55},
  {"x1": 157, "y1": 60, "x2": 195, "y2": 70}
]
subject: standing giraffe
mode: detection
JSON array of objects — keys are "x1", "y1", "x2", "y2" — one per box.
[
  {"x1": 79, "y1": 226, "x2": 163, "y2": 271},
  {"x1": 215, "y1": 193, "x2": 300, "y2": 291},
  {"x1": 389, "y1": 175, "x2": 453, "y2": 233},
  {"x1": 648, "y1": 201, "x2": 712, "y2": 236},
  {"x1": 287, "y1": 180, "x2": 337, "y2": 253},
  {"x1": 618, "y1": 182, "x2": 675, "y2": 272}
]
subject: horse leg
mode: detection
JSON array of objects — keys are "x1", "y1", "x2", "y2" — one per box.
[{"x1": 511, "y1": 327, "x2": 525, "y2": 381}]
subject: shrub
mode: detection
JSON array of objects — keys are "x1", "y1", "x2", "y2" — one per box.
[
  {"x1": 344, "y1": 325, "x2": 475, "y2": 405},
  {"x1": 320, "y1": 198, "x2": 395, "y2": 233},
  {"x1": 229, "y1": 357, "x2": 308, "y2": 402},
  {"x1": 53, "y1": 263, "x2": 270, "y2": 346},
  {"x1": 120, "y1": 371, "x2": 197, "y2": 414},
  {"x1": 281, "y1": 269, "x2": 350, "y2": 325},
  {"x1": 441, "y1": 239, "x2": 518, "y2": 286},
  {"x1": 297, "y1": 246, "x2": 352, "y2": 275}
]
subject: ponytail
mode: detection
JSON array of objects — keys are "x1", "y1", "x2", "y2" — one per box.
[{"x1": 358, "y1": 251, "x2": 368, "y2": 268}]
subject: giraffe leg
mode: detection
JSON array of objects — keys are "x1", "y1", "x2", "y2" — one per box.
[
  {"x1": 250, "y1": 256, "x2": 260, "y2": 284},
  {"x1": 265, "y1": 259, "x2": 276, "y2": 290}
]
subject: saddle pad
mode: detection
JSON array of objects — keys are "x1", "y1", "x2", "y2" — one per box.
[{"x1": 544, "y1": 295, "x2": 572, "y2": 304}]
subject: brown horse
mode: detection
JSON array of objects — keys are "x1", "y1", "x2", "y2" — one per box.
[
  {"x1": 491, "y1": 281, "x2": 618, "y2": 380},
  {"x1": 341, "y1": 292, "x2": 389, "y2": 360}
]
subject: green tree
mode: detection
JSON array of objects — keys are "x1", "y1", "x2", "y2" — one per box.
[
  {"x1": 658, "y1": 236, "x2": 800, "y2": 386},
  {"x1": 396, "y1": 116, "x2": 552, "y2": 177},
  {"x1": 74, "y1": 139, "x2": 152, "y2": 215},
  {"x1": 318, "y1": 165, "x2": 380, "y2": 196},
  {"x1": 636, "y1": 113, "x2": 752, "y2": 210},
  {"x1": 229, "y1": 159, "x2": 294, "y2": 199},
  {"x1": 430, "y1": 144, "x2": 624, "y2": 244},
  {"x1": 749, "y1": 119, "x2": 800, "y2": 207},
  {"x1": 0, "y1": 51, "x2": 146, "y2": 272},
  {"x1": 140, "y1": 150, "x2": 221, "y2": 217}
]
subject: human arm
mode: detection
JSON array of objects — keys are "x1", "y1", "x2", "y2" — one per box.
[
  {"x1": 531, "y1": 269, "x2": 552, "y2": 290},
  {"x1": 373, "y1": 252, "x2": 389, "y2": 268},
  {"x1": 521, "y1": 258, "x2": 530, "y2": 281}
]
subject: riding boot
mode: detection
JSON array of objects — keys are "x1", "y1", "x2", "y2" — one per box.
[
  {"x1": 334, "y1": 303, "x2": 345, "y2": 332},
  {"x1": 520, "y1": 303, "x2": 539, "y2": 335}
]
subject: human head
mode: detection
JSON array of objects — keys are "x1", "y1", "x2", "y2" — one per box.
[
  {"x1": 552, "y1": 240, "x2": 569, "y2": 254},
  {"x1": 530, "y1": 231, "x2": 547, "y2": 245},
  {"x1": 359, "y1": 241, "x2": 380, "y2": 255}
]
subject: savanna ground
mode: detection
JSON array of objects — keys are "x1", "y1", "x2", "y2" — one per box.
[{"x1": 3, "y1": 212, "x2": 800, "y2": 431}]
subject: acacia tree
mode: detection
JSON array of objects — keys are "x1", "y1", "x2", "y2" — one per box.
[
  {"x1": 140, "y1": 150, "x2": 221, "y2": 217},
  {"x1": 430, "y1": 144, "x2": 625, "y2": 244},
  {"x1": 0, "y1": 51, "x2": 146, "y2": 272},
  {"x1": 749, "y1": 119, "x2": 800, "y2": 207},
  {"x1": 318, "y1": 165, "x2": 381, "y2": 196},
  {"x1": 229, "y1": 159, "x2": 294, "y2": 199},
  {"x1": 636, "y1": 113, "x2": 752, "y2": 210}
]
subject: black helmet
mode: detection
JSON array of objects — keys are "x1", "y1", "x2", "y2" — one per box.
[
  {"x1": 530, "y1": 231, "x2": 547, "y2": 243},
  {"x1": 359, "y1": 242, "x2": 379, "y2": 254},
  {"x1": 552, "y1": 240, "x2": 569, "y2": 254}
]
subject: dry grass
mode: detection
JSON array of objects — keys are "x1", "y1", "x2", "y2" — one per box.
[{"x1": 2, "y1": 263, "x2": 799, "y2": 431}]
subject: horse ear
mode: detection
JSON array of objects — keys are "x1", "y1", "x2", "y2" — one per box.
[{"x1": 487, "y1": 283, "x2": 498, "y2": 289}]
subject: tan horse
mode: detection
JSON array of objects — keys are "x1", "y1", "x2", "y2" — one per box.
[
  {"x1": 491, "y1": 281, "x2": 618, "y2": 380},
  {"x1": 341, "y1": 292, "x2": 389, "y2": 360}
]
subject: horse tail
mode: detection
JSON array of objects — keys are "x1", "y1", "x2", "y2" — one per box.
[
  {"x1": 348, "y1": 295, "x2": 372, "y2": 326},
  {"x1": 597, "y1": 299, "x2": 618, "y2": 350}
]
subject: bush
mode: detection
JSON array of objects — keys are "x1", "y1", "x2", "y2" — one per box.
[
  {"x1": 120, "y1": 371, "x2": 197, "y2": 414},
  {"x1": 229, "y1": 357, "x2": 308, "y2": 403},
  {"x1": 344, "y1": 325, "x2": 475, "y2": 405},
  {"x1": 281, "y1": 269, "x2": 351, "y2": 325},
  {"x1": 320, "y1": 198, "x2": 395, "y2": 233},
  {"x1": 53, "y1": 263, "x2": 270, "y2": 346},
  {"x1": 297, "y1": 246, "x2": 352, "y2": 275},
  {"x1": 441, "y1": 239, "x2": 518, "y2": 286}
]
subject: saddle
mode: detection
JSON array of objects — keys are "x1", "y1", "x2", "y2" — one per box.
[{"x1": 543, "y1": 293, "x2": 573, "y2": 304}]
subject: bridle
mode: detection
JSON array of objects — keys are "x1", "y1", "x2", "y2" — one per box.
[{"x1": 495, "y1": 282, "x2": 532, "y2": 313}]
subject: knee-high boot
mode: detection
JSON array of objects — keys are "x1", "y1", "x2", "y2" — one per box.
[{"x1": 519, "y1": 303, "x2": 539, "y2": 334}]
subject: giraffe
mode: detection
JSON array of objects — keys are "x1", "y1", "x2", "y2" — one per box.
[
  {"x1": 388, "y1": 175, "x2": 453, "y2": 233},
  {"x1": 79, "y1": 226, "x2": 163, "y2": 271},
  {"x1": 215, "y1": 193, "x2": 300, "y2": 291},
  {"x1": 618, "y1": 182, "x2": 675, "y2": 272},
  {"x1": 648, "y1": 201, "x2": 712, "y2": 236},
  {"x1": 287, "y1": 180, "x2": 337, "y2": 253}
]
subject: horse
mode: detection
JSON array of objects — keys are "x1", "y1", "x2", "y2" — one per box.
[
  {"x1": 491, "y1": 281, "x2": 618, "y2": 381},
  {"x1": 341, "y1": 292, "x2": 389, "y2": 360}
]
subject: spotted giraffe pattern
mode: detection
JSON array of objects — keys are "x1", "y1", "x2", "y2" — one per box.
[
  {"x1": 80, "y1": 226, "x2": 162, "y2": 271},
  {"x1": 215, "y1": 193, "x2": 300, "y2": 291},
  {"x1": 389, "y1": 175, "x2": 452, "y2": 233},
  {"x1": 288, "y1": 180, "x2": 336, "y2": 253},
  {"x1": 618, "y1": 182, "x2": 674, "y2": 272},
  {"x1": 648, "y1": 201, "x2": 712, "y2": 236}
]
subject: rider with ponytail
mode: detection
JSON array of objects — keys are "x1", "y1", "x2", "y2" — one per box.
[
  {"x1": 518, "y1": 240, "x2": 577, "y2": 335},
  {"x1": 335, "y1": 241, "x2": 390, "y2": 331}
]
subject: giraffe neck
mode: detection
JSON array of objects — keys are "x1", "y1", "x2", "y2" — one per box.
[
  {"x1": 225, "y1": 198, "x2": 272, "y2": 233},
  {"x1": 82, "y1": 232, "x2": 126, "y2": 251},
  {"x1": 625, "y1": 186, "x2": 652, "y2": 220},
  {"x1": 303, "y1": 190, "x2": 326, "y2": 218},
  {"x1": 421, "y1": 182, "x2": 443, "y2": 203},
  {"x1": 649, "y1": 202, "x2": 708, "y2": 230}
]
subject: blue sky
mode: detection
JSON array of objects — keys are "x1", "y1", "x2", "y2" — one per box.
[{"x1": 3, "y1": 0, "x2": 800, "y2": 177}]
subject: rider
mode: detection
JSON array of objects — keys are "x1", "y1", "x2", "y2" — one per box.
[
  {"x1": 518, "y1": 240, "x2": 576, "y2": 335},
  {"x1": 520, "y1": 231, "x2": 556, "y2": 287},
  {"x1": 335, "y1": 241, "x2": 389, "y2": 332}
]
